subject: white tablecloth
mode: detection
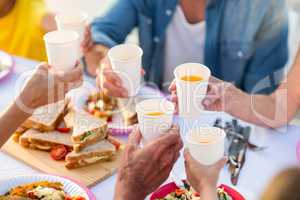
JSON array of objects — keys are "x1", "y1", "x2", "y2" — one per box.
[{"x1": 0, "y1": 57, "x2": 300, "y2": 200}]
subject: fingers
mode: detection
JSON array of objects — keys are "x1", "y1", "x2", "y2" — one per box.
[
  {"x1": 148, "y1": 126, "x2": 182, "y2": 159},
  {"x1": 98, "y1": 68, "x2": 128, "y2": 97},
  {"x1": 128, "y1": 125, "x2": 142, "y2": 147},
  {"x1": 168, "y1": 80, "x2": 176, "y2": 93},
  {"x1": 62, "y1": 64, "x2": 83, "y2": 83}
]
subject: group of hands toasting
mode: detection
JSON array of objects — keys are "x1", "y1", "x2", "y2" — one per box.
[
  {"x1": 1, "y1": 27, "x2": 246, "y2": 200},
  {"x1": 4, "y1": 60, "x2": 227, "y2": 200}
]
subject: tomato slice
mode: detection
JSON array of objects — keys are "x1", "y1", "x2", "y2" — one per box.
[
  {"x1": 73, "y1": 196, "x2": 86, "y2": 200},
  {"x1": 51, "y1": 145, "x2": 68, "y2": 160},
  {"x1": 56, "y1": 127, "x2": 71, "y2": 133},
  {"x1": 107, "y1": 136, "x2": 121, "y2": 151}
]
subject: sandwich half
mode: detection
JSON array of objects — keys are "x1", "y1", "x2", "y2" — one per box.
[
  {"x1": 22, "y1": 100, "x2": 69, "y2": 132},
  {"x1": 65, "y1": 139, "x2": 115, "y2": 169},
  {"x1": 19, "y1": 129, "x2": 73, "y2": 151},
  {"x1": 71, "y1": 111, "x2": 108, "y2": 152}
]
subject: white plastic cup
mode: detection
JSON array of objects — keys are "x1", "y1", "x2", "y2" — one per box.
[
  {"x1": 44, "y1": 30, "x2": 80, "y2": 71},
  {"x1": 174, "y1": 63, "x2": 211, "y2": 119},
  {"x1": 108, "y1": 44, "x2": 143, "y2": 97},
  {"x1": 186, "y1": 127, "x2": 226, "y2": 165},
  {"x1": 55, "y1": 12, "x2": 88, "y2": 57},
  {"x1": 136, "y1": 98, "x2": 175, "y2": 145},
  {"x1": 55, "y1": 12, "x2": 88, "y2": 44}
]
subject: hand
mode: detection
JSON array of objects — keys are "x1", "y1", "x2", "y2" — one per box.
[
  {"x1": 96, "y1": 56, "x2": 128, "y2": 97},
  {"x1": 184, "y1": 149, "x2": 226, "y2": 195},
  {"x1": 114, "y1": 125, "x2": 183, "y2": 200},
  {"x1": 81, "y1": 25, "x2": 94, "y2": 54},
  {"x1": 17, "y1": 62, "x2": 83, "y2": 111},
  {"x1": 169, "y1": 80, "x2": 178, "y2": 114},
  {"x1": 202, "y1": 77, "x2": 243, "y2": 113}
]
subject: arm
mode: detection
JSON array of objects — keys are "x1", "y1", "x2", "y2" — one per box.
[
  {"x1": 242, "y1": 0, "x2": 288, "y2": 94},
  {"x1": 184, "y1": 149, "x2": 226, "y2": 200},
  {"x1": 90, "y1": 0, "x2": 138, "y2": 48},
  {"x1": 225, "y1": 48, "x2": 300, "y2": 128},
  {"x1": 0, "y1": 101, "x2": 31, "y2": 146}
]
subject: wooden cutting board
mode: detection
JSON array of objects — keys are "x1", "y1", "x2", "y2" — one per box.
[{"x1": 1, "y1": 138, "x2": 124, "y2": 187}]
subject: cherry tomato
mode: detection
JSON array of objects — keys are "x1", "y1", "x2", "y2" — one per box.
[
  {"x1": 56, "y1": 127, "x2": 71, "y2": 133},
  {"x1": 51, "y1": 145, "x2": 68, "y2": 160},
  {"x1": 27, "y1": 191, "x2": 37, "y2": 199}
]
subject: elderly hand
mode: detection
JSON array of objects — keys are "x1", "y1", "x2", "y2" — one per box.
[
  {"x1": 114, "y1": 125, "x2": 183, "y2": 200},
  {"x1": 17, "y1": 62, "x2": 83, "y2": 111},
  {"x1": 184, "y1": 149, "x2": 226, "y2": 199}
]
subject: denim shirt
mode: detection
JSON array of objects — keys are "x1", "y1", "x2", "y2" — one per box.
[{"x1": 91, "y1": 0, "x2": 288, "y2": 94}]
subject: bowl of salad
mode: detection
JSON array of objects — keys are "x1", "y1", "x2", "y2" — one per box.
[{"x1": 150, "y1": 181, "x2": 245, "y2": 200}]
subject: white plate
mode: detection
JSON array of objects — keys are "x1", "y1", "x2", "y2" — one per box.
[
  {"x1": 0, "y1": 174, "x2": 91, "y2": 199},
  {"x1": 0, "y1": 50, "x2": 14, "y2": 81}
]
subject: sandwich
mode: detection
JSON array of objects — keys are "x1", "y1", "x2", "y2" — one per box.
[
  {"x1": 71, "y1": 111, "x2": 108, "y2": 152},
  {"x1": 22, "y1": 100, "x2": 69, "y2": 132},
  {"x1": 65, "y1": 139, "x2": 115, "y2": 169},
  {"x1": 19, "y1": 129, "x2": 73, "y2": 151}
]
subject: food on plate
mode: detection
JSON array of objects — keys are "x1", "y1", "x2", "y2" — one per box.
[
  {"x1": 0, "y1": 181, "x2": 86, "y2": 200},
  {"x1": 12, "y1": 126, "x2": 29, "y2": 142},
  {"x1": 117, "y1": 98, "x2": 138, "y2": 126},
  {"x1": 155, "y1": 187, "x2": 232, "y2": 200},
  {"x1": 19, "y1": 129, "x2": 73, "y2": 152},
  {"x1": 85, "y1": 92, "x2": 117, "y2": 121},
  {"x1": 71, "y1": 111, "x2": 108, "y2": 152},
  {"x1": 22, "y1": 100, "x2": 69, "y2": 132},
  {"x1": 65, "y1": 139, "x2": 116, "y2": 169},
  {"x1": 85, "y1": 92, "x2": 138, "y2": 126}
]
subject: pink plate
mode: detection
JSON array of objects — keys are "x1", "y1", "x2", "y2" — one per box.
[
  {"x1": 150, "y1": 181, "x2": 245, "y2": 200},
  {"x1": 0, "y1": 50, "x2": 14, "y2": 81}
]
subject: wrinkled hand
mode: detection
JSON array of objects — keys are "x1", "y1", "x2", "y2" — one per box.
[
  {"x1": 184, "y1": 149, "x2": 226, "y2": 196},
  {"x1": 114, "y1": 125, "x2": 183, "y2": 200},
  {"x1": 18, "y1": 62, "x2": 83, "y2": 110},
  {"x1": 81, "y1": 25, "x2": 94, "y2": 54}
]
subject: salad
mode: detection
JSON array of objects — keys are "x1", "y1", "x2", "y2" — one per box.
[
  {"x1": 0, "y1": 181, "x2": 86, "y2": 200},
  {"x1": 156, "y1": 187, "x2": 232, "y2": 200}
]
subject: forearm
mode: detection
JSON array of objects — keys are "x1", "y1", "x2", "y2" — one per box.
[
  {"x1": 226, "y1": 86, "x2": 293, "y2": 128},
  {"x1": 0, "y1": 100, "x2": 31, "y2": 147}
]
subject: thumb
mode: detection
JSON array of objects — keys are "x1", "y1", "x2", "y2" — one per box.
[
  {"x1": 128, "y1": 125, "x2": 142, "y2": 147},
  {"x1": 215, "y1": 157, "x2": 227, "y2": 170}
]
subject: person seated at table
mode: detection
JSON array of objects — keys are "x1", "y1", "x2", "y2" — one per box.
[
  {"x1": 170, "y1": 47, "x2": 300, "y2": 128},
  {"x1": 0, "y1": 62, "x2": 83, "y2": 147},
  {"x1": 0, "y1": 0, "x2": 56, "y2": 61},
  {"x1": 114, "y1": 125, "x2": 183, "y2": 200},
  {"x1": 84, "y1": 0, "x2": 288, "y2": 95}
]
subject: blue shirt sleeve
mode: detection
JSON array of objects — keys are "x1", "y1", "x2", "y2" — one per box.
[
  {"x1": 242, "y1": 0, "x2": 288, "y2": 94},
  {"x1": 90, "y1": 0, "x2": 138, "y2": 48}
]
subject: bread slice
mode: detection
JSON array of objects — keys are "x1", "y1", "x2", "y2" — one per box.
[
  {"x1": 19, "y1": 129, "x2": 73, "y2": 151},
  {"x1": 22, "y1": 100, "x2": 69, "y2": 132},
  {"x1": 71, "y1": 111, "x2": 108, "y2": 152},
  {"x1": 65, "y1": 139, "x2": 115, "y2": 169}
]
